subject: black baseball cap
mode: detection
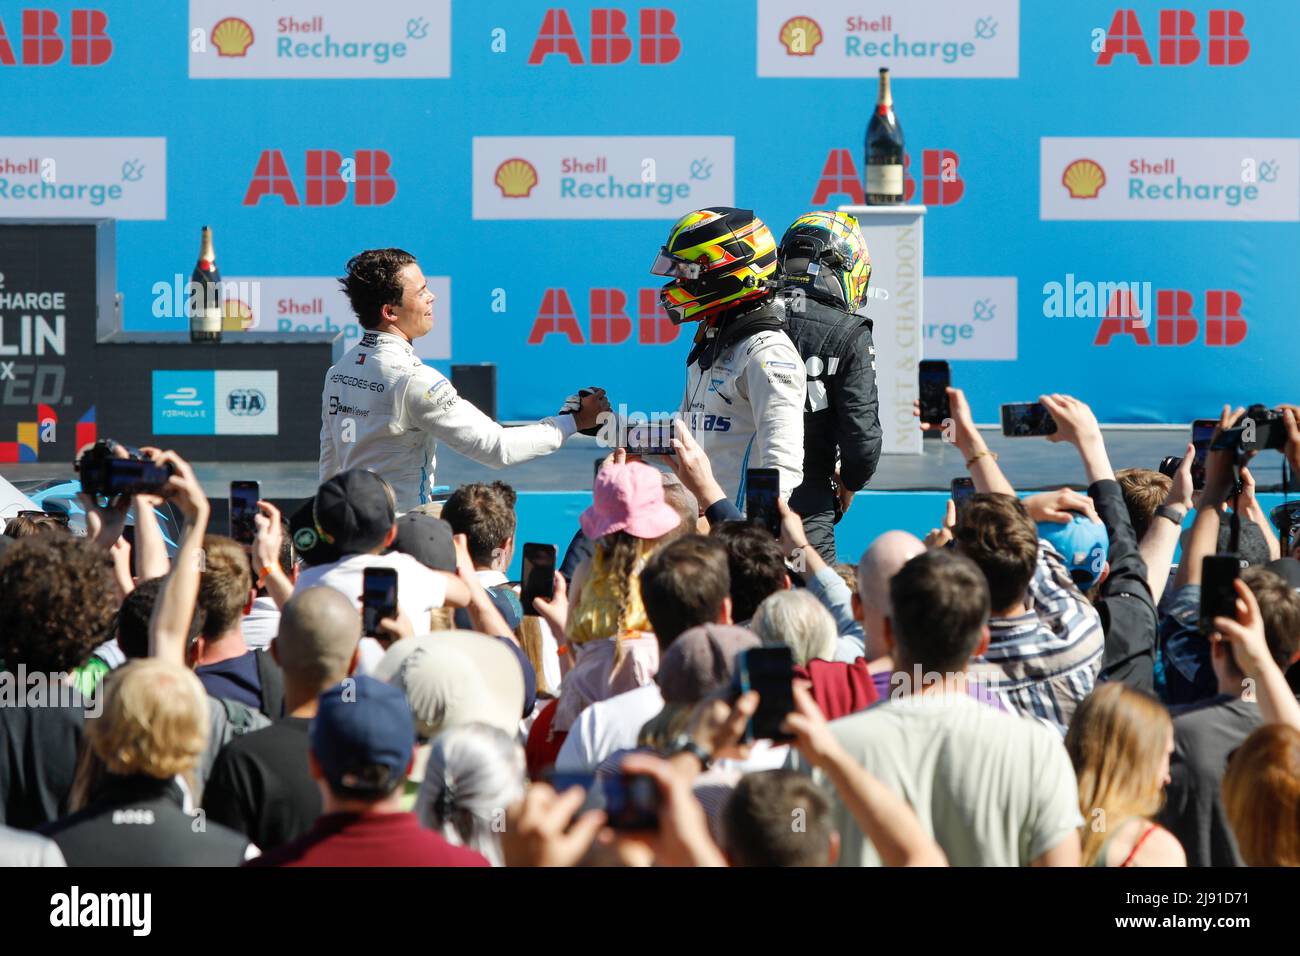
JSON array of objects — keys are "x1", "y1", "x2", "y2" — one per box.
[
  {"x1": 389, "y1": 512, "x2": 457, "y2": 573},
  {"x1": 313, "y1": 470, "x2": 396, "y2": 557}
]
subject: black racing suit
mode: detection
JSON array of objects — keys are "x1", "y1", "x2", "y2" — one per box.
[{"x1": 776, "y1": 290, "x2": 882, "y2": 563}]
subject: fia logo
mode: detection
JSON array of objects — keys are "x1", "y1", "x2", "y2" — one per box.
[{"x1": 227, "y1": 389, "x2": 265, "y2": 416}]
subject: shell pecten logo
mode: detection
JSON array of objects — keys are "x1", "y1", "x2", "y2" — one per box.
[
  {"x1": 495, "y1": 158, "x2": 538, "y2": 198},
  {"x1": 212, "y1": 17, "x2": 255, "y2": 58},
  {"x1": 1062, "y1": 158, "x2": 1106, "y2": 199},
  {"x1": 780, "y1": 16, "x2": 823, "y2": 56}
]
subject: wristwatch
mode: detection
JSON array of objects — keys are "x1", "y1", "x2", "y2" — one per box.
[
  {"x1": 1155, "y1": 504, "x2": 1187, "y2": 527},
  {"x1": 668, "y1": 736, "x2": 713, "y2": 771}
]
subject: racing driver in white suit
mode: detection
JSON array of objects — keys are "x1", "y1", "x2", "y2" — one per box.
[
  {"x1": 651, "y1": 207, "x2": 806, "y2": 504},
  {"x1": 321, "y1": 249, "x2": 609, "y2": 512}
]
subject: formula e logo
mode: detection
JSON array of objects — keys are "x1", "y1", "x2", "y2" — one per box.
[
  {"x1": 164, "y1": 386, "x2": 203, "y2": 407},
  {"x1": 227, "y1": 388, "x2": 265, "y2": 416}
]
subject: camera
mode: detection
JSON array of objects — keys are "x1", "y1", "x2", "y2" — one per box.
[
  {"x1": 76, "y1": 440, "x2": 174, "y2": 499},
  {"x1": 1211, "y1": 404, "x2": 1289, "y2": 455},
  {"x1": 1158, "y1": 456, "x2": 1182, "y2": 478}
]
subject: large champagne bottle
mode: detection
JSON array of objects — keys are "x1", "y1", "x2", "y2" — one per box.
[
  {"x1": 864, "y1": 68, "x2": 905, "y2": 205},
  {"x1": 189, "y1": 225, "x2": 222, "y2": 343}
]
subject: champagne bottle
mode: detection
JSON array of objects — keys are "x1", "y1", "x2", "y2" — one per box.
[
  {"x1": 864, "y1": 67, "x2": 905, "y2": 205},
  {"x1": 189, "y1": 225, "x2": 222, "y2": 343}
]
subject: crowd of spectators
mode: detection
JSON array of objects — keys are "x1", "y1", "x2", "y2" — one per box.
[{"x1": 2, "y1": 392, "x2": 1300, "y2": 868}]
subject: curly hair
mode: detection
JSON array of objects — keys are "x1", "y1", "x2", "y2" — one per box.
[
  {"x1": 339, "y1": 248, "x2": 418, "y2": 330},
  {"x1": 0, "y1": 535, "x2": 117, "y2": 672}
]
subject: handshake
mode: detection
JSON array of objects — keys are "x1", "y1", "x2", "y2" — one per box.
[{"x1": 557, "y1": 386, "x2": 612, "y2": 436}]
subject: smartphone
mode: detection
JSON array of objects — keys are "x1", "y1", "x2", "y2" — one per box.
[
  {"x1": 625, "y1": 419, "x2": 676, "y2": 457},
  {"x1": 520, "y1": 542, "x2": 557, "y2": 613},
  {"x1": 737, "y1": 646, "x2": 796, "y2": 742},
  {"x1": 918, "y1": 360, "x2": 951, "y2": 427},
  {"x1": 229, "y1": 480, "x2": 260, "y2": 546},
  {"x1": 1000, "y1": 402, "x2": 1058, "y2": 437},
  {"x1": 1199, "y1": 555, "x2": 1241, "y2": 636},
  {"x1": 1190, "y1": 418, "x2": 1217, "y2": 491},
  {"x1": 951, "y1": 477, "x2": 975, "y2": 520},
  {"x1": 745, "y1": 468, "x2": 781, "y2": 537},
  {"x1": 121, "y1": 524, "x2": 136, "y2": 550},
  {"x1": 594, "y1": 457, "x2": 606, "y2": 482},
  {"x1": 105, "y1": 457, "x2": 172, "y2": 497},
  {"x1": 545, "y1": 772, "x2": 661, "y2": 831},
  {"x1": 361, "y1": 567, "x2": 398, "y2": 638}
]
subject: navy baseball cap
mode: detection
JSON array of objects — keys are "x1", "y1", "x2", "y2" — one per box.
[
  {"x1": 1038, "y1": 514, "x2": 1109, "y2": 589},
  {"x1": 313, "y1": 470, "x2": 395, "y2": 556},
  {"x1": 311, "y1": 675, "x2": 415, "y2": 797}
]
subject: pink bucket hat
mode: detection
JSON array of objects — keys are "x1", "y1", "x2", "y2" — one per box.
[{"x1": 580, "y1": 462, "x2": 681, "y2": 540}]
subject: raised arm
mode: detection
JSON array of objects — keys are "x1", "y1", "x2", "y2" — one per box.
[
  {"x1": 1213, "y1": 579, "x2": 1300, "y2": 732},
  {"x1": 145, "y1": 450, "x2": 210, "y2": 666},
  {"x1": 948, "y1": 387, "x2": 1015, "y2": 497},
  {"x1": 1139, "y1": 445, "x2": 1194, "y2": 604}
]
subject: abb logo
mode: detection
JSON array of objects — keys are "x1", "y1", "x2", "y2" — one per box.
[
  {"x1": 528, "y1": 289, "x2": 681, "y2": 345},
  {"x1": 812, "y1": 150, "x2": 964, "y2": 206},
  {"x1": 1095, "y1": 289, "x2": 1246, "y2": 346},
  {"x1": 243, "y1": 151, "x2": 397, "y2": 207},
  {"x1": 0, "y1": 9, "x2": 111, "y2": 65},
  {"x1": 529, "y1": 8, "x2": 681, "y2": 65},
  {"x1": 1096, "y1": 9, "x2": 1249, "y2": 65}
]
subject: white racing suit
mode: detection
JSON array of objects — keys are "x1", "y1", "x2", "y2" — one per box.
[
  {"x1": 679, "y1": 304, "x2": 806, "y2": 505},
  {"x1": 320, "y1": 330, "x2": 577, "y2": 512}
]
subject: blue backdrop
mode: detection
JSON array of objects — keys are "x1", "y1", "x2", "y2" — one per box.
[{"x1": 4, "y1": 0, "x2": 1297, "y2": 426}]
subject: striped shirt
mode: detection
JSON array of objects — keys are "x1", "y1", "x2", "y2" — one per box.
[{"x1": 969, "y1": 540, "x2": 1104, "y2": 735}]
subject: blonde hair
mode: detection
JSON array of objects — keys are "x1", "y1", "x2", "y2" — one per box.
[
  {"x1": 751, "y1": 589, "x2": 838, "y2": 665},
  {"x1": 1223, "y1": 723, "x2": 1300, "y2": 866},
  {"x1": 71, "y1": 659, "x2": 209, "y2": 811},
  {"x1": 569, "y1": 531, "x2": 673, "y2": 664},
  {"x1": 1065, "y1": 682, "x2": 1172, "y2": 866}
]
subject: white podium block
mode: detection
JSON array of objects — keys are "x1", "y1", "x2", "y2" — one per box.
[{"x1": 838, "y1": 204, "x2": 925, "y2": 455}]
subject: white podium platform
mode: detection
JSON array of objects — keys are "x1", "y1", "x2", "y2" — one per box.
[{"x1": 838, "y1": 204, "x2": 925, "y2": 455}]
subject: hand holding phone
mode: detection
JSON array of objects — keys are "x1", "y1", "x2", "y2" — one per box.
[
  {"x1": 229, "y1": 480, "x2": 260, "y2": 546},
  {"x1": 918, "y1": 360, "x2": 951, "y2": 427},
  {"x1": 626, "y1": 419, "x2": 676, "y2": 458},
  {"x1": 1199, "y1": 555, "x2": 1241, "y2": 636},
  {"x1": 544, "y1": 771, "x2": 661, "y2": 831},
  {"x1": 520, "y1": 543, "x2": 558, "y2": 613},
  {"x1": 362, "y1": 567, "x2": 399, "y2": 638},
  {"x1": 950, "y1": 477, "x2": 975, "y2": 521},
  {"x1": 1000, "y1": 402, "x2": 1058, "y2": 437},
  {"x1": 737, "y1": 646, "x2": 796, "y2": 742},
  {"x1": 745, "y1": 468, "x2": 781, "y2": 537}
]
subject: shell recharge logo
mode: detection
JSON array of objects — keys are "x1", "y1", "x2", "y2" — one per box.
[
  {"x1": 1062, "y1": 159, "x2": 1106, "y2": 199},
  {"x1": 495, "y1": 158, "x2": 538, "y2": 198},
  {"x1": 780, "y1": 16, "x2": 823, "y2": 55},
  {"x1": 212, "y1": 17, "x2": 254, "y2": 57}
]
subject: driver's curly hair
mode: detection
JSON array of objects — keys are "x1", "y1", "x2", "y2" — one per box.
[
  {"x1": 339, "y1": 248, "x2": 417, "y2": 331},
  {"x1": 0, "y1": 535, "x2": 118, "y2": 673}
]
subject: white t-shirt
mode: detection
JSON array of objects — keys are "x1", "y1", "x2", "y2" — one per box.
[
  {"x1": 295, "y1": 552, "x2": 450, "y2": 676},
  {"x1": 790, "y1": 691, "x2": 1083, "y2": 867},
  {"x1": 555, "y1": 683, "x2": 665, "y2": 772},
  {"x1": 240, "y1": 596, "x2": 281, "y2": 652}
]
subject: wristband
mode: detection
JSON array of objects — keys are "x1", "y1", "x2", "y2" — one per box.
[
  {"x1": 1155, "y1": 504, "x2": 1187, "y2": 527},
  {"x1": 669, "y1": 736, "x2": 713, "y2": 771},
  {"x1": 966, "y1": 449, "x2": 998, "y2": 469}
]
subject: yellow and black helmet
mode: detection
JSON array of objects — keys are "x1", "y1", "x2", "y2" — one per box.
[
  {"x1": 777, "y1": 210, "x2": 872, "y2": 313},
  {"x1": 650, "y1": 207, "x2": 777, "y2": 325}
]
